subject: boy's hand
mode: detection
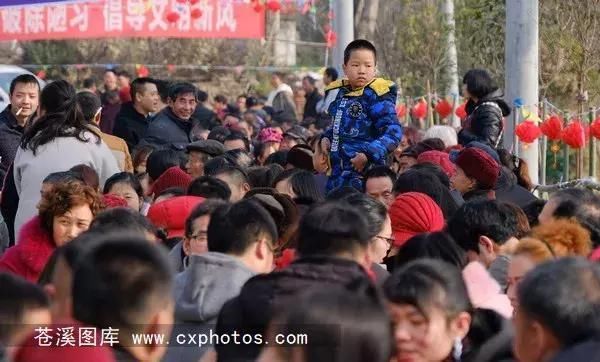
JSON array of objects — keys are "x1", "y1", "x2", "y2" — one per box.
[
  {"x1": 320, "y1": 138, "x2": 331, "y2": 154},
  {"x1": 351, "y1": 153, "x2": 368, "y2": 172}
]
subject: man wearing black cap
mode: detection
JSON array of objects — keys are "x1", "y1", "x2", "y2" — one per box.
[
  {"x1": 280, "y1": 125, "x2": 309, "y2": 151},
  {"x1": 185, "y1": 139, "x2": 225, "y2": 179}
]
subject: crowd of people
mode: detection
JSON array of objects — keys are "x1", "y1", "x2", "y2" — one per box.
[{"x1": 0, "y1": 39, "x2": 599, "y2": 362}]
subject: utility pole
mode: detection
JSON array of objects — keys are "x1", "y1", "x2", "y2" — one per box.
[
  {"x1": 505, "y1": 0, "x2": 539, "y2": 185},
  {"x1": 332, "y1": 0, "x2": 354, "y2": 72},
  {"x1": 441, "y1": 0, "x2": 460, "y2": 128}
]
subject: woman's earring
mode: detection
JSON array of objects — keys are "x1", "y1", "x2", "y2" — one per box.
[{"x1": 453, "y1": 337, "x2": 463, "y2": 361}]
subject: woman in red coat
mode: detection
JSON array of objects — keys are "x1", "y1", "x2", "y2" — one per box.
[{"x1": 0, "y1": 180, "x2": 103, "y2": 282}]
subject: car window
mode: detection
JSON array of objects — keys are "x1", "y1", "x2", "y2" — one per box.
[{"x1": 0, "y1": 73, "x2": 21, "y2": 95}]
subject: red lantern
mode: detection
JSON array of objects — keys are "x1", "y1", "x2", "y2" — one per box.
[
  {"x1": 266, "y1": 0, "x2": 281, "y2": 11},
  {"x1": 411, "y1": 100, "x2": 428, "y2": 119},
  {"x1": 166, "y1": 11, "x2": 180, "y2": 23},
  {"x1": 167, "y1": 64, "x2": 176, "y2": 73},
  {"x1": 396, "y1": 104, "x2": 407, "y2": 118},
  {"x1": 252, "y1": 0, "x2": 264, "y2": 12},
  {"x1": 175, "y1": 0, "x2": 186, "y2": 3},
  {"x1": 590, "y1": 118, "x2": 600, "y2": 140},
  {"x1": 36, "y1": 70, "x2": 46, "y2": 80},
  {"x1": 137, "y1": 65, "x2": 150, "y2": 77},
  {"x1": 561, "y1": 120, "x2": 586, "y2": 149},
  {"x1": 190, "y1": 8, "x2": 202, "y2": 19},
  {"x1": 189, "y1": 0, "x2": 200, "y2": 4},
  {"x1": 434, "y1": 98, "x2": 453, "y2": 119},
  {"x1": 540, "y1": 114, "x2": 563, "y2": 141},
  {"x1": 515, "y1": 120, "x2": 542, "y2": 144},
  {"x1": 325, "y1": 30, "x2": 337, "y2": 48},
  {"x1": 455, "y1": 102, "x2": 467, "y2": 119}
]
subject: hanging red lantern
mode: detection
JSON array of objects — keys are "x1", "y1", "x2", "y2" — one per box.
[
  {"x1": 434, "y1": 98, "x2": 453, "y2": 119},
  {"x1": 252, "y1": 0, "x2": 264, "y2": 13},
  {"x1": 411, "y1": 100, "x2": 428, "y2": 119},
  {"x1": 325, "y1": 29, "x2": 337, "y2": 48},
  {"x1": 36, "y1": 70, "x2": 46, "y2": 80},
  {"x1": 266, "y1": 0, "x2": 281, "y2": 11},
  {"x1": 540, "y1": 114, "x2": 563, "y2": 141},
  {"x1": 455, "y1": 102, "x2": 467, "y2": 119},
  {"x1": 561, "y1": 120, "x2": 586, "y2": 149},
  {"x1": 190, "y1": 8, "x2": 202, "y2": 19},
  {"x1": 167, "y1": 64, "x2": 176, "y2": 73},
  {"x1": 166, "y1": 11, "x2": 180, "y2": 23},
  {"x1": 396, "y1": 104, "x2": 407, "y2": 118},
  {"x1": 189, "y1": 0, "x2": 200, "y2": 4},
  {"x1": 136, "y1": 65, "x2": 150, "y2": 77},
  {"x1": 590, "y1": 118, "x2": 600, "y2": 140},
  {"x1": 515, "y1": 120, "x2": 542, "y2": 144}
]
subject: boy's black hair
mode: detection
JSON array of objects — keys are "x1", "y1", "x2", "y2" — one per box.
[
  {"x1": 130, "y1": 77, "x2": 157, "y2": 103},
  {"x1": 197, "y1": 89, "x2": 208, "y2": 103},
  {"x1": 168, "y1": 82, "x2": 198, "y2": 102},
  {"x1": 517, "y1": 257, "x2": 600, "y2": 346},
  {"x1": 187, "y1": 176, "x2": 231, "y2": 201},
  {"x1": 462, "y1": 69, "x2": 498, "y2": 99},
  {"x1": 214, "y1": 94, "x2": 227, "y2": 104},
  {"x1": 324, "y1": 67, "x2": 339, "y2": 81},
  {"x1": 72, "y1": 236, "x2": 173, "y2": 333},
  {"x1": 89, "y1": 208, "x2": 157, "y2": 237},
  {"x1": 364, "y1": 166, "x2": 396, "y2": 188},
  {"x1": 297, "y1": 201, "x2": 370, "y2": 257},
  {"x1": 207, "y1": 199, "x2": 277, "y2": 255},
  {"x1": 343, "y1": 39, "x2": 377, "y2": 65},
  {"x1": 9, "y1": 74, "x2": 40, "y2": 95},
  {"x1": 146, "y1": 149, "x2": 185, "y2": 181},
  {"x1": 76, "y1": 91, "x2": 101, "y2": 123},
  {"x1": 185, "y1": 199, "x2": 229, "y2": 238},
  {"x1": 82, "y1": 77, "x2": 96, "y2": 89},
  {"x1": 0, "y1": 273, "x2": 49, "y2": 342},
  {"x1": 224, "y1": 131, "x2": 250, "y2": 151},
  {"x1": 447, "y1": 200, "x2": 518, "y2": 254}
]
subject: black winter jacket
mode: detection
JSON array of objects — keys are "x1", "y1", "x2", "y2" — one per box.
[
  {"x1": 215, "y1": 256, "x2": 372, "y2": 361},
  {"x1": 112, "y1": 102, "x2": 150, "y2": 151},
  {"x1": 139, "y1": 107, "x2": 199, "y2": 150},
  {"x1": 459, "y1": 89, "x2": 511, "y2": 147}
]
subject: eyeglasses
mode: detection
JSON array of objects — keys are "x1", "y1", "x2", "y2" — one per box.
[
  {"x1": 375, "y1": 235, "x2": 395, "y2": 247},
  {"x1": 189, "y1": 230, "x2": 208, "y2": 241}
]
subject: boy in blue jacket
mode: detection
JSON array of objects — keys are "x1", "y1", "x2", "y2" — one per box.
[{"x1": 321, "y1": 39, "x2": 403, "y2": 192}]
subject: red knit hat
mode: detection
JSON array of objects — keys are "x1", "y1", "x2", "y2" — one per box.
[
  {"x1": 417, "y1": 150, "x2": 456, "y2": 177},
  {"x1": 389, "y1": 192, "x2": 445, "y2": 247},
  {"x1": 147, "y1": 196, "x2": 205, "y2": 238},
  {"x1": 151, "y1": 166, "x2": 192, "y2": 197},
  {"x1": 454, "y1": 148, "x2": 500, "y2": 189}
]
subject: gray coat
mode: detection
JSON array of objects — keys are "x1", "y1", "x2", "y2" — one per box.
[{"x1": 163, "y1": 252, "x2": 256, "y2": 362}]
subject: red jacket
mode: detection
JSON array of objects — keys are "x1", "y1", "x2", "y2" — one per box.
[{"x1": 0, "y1": 216, "x2": 55, "y2": 282}]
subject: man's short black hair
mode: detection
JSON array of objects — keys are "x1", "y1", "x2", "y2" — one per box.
[
  {"x1": 82, "y1": 77, "x2": 96, "y2": 89},
  {"x1": 302, "y1": 76, "x2": 316, "y2": 85},
  {"x1": 187, "y1": 176, "x2": 231, "y2": 200},
  {"x1": 364, "y1": 166, "x2": 396, "y2": 188},
  {"x1": 9, "y1": 74, "x2": 40, "y2": 95},
  {"x1": 72, "y1": 236, "x2": 173, "y2": 333},
  {"x1": 517, "y1": 257, "x2": 600, "y2": 347},
  {"x1": 154, "y1": 79, "x2": 171, "y2": 103},
  {"x1": 297, "y1": 201, "x2": 370, "y2": 257},
  {"x1": 130, "y1": 77, "x2": 157, "y2": 103},
  {"x1": 197, "y1": 89, "x2": 209, "y2": 103},
  {"x1": 76, "y1": 91, "x2": 101, "y2": 123},
  {"x1": 343, "y1": 39, "x2": 377, "y2": 65},
  {"x1": 324, "y1": 67, "x2": 339, "y2": 81},
  {"x1": 146, "y1": 149, "x2": 185, "y2": 181},
  {"x1": 89, "y1": 208, "x2": 158, "y2": 238},
  {"x1": 116, "y1": 69, "x2": 132, "y2": 79},
  {"x1": 204, "y1": 156, "x2": 233, "y2": 177},
  {"x1": 213, "y1": 165, "x2": 249, "y2": 186},
  {"x1": 462, "y1": 69, "x2": 498, "y2": 99},
  {"x1": 214, "y1": 94, "x2": 227, "y2": 104},
  {"x1": 224, "y1": 130, "x2": 250, "y2": 151},
  {"x1": 185, "y1": 199, "x2": 228, "y2": 238},
  {"x1": 207, "y1": 199, "x2": 277, "y2": 255},
  {"x1": 447, "y1": 200, "x2": 518, "y2": 254},
  {"x1": 207, "y1": 126, "x2": 231, "y2": 144},
  {"x1": 168, "y1": 82, "x2": 198, "y2": 102},
  {"x1": 551, "y1": 189, "x2": 600, "y2": 247},
  {"x1": 0, "y1": 273, "x2": 49, "y2": 342}
]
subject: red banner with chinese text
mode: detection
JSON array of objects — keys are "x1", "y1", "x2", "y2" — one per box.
[{"x1": 0, "y1": 0, "x2": 265, "y2": 41}]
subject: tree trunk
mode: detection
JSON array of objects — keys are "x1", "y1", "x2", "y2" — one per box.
[
  {"x1": 356, "y1": 0, "x2": 379, "y2": 40},
  {"x1": 441, "y1": 0, "x2": 459, "y2": 127}
]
